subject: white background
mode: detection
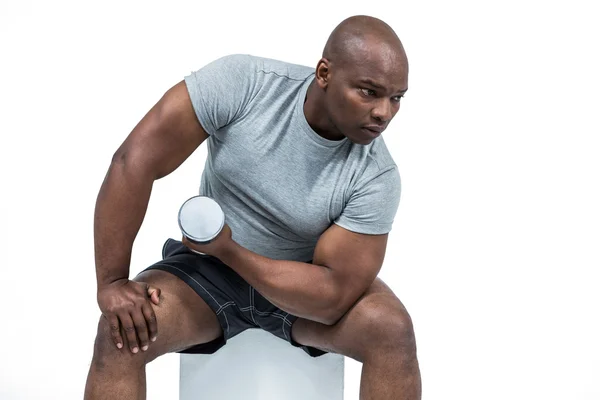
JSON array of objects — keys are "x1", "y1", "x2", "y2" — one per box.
[{"x1": 1, "y1": 0, "x2": 599, "y2": 399}]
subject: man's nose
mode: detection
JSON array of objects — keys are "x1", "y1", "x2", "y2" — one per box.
[{"x1": 371, "y1": 99, "x2": 393, "y2": 123}]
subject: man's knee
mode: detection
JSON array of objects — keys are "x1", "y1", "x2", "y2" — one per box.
[
  {"x1": 92, "y1": 316, "x2": 148, "y2": 371},
  {"x1": 365, "y1": 300, "x2": 416, "y2": 356},
  {"x1": 386, "y1": 309, "x2": 416, "y2": 352}
]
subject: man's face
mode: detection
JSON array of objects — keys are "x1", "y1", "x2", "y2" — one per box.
[{"x1": 324, "y1": 45, "x2": 408, "y2": 145}]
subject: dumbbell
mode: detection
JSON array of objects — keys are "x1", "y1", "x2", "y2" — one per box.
[{"x1": 178, "y1": 195, "x2": 225, "y2": 255}]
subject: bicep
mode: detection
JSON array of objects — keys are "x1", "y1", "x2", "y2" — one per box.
[
  {"x1": 313, "y1": 224, "x2": 388, "y2": 312},
  {"x1": 113, "y1": 80, "x2": 209, "y2": 180}
]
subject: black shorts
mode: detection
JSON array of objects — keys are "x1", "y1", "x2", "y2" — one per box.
[{"x1": 138, "y1": 238, "x2": 327, "y2": 358}]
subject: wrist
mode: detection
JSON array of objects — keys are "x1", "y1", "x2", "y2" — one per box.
[
  {"x1": 97, "y1": 276, "x2": 128, "y2": 291},
  {"x1": 217, "y1": 239, "x2": 240, "y2": 263}
]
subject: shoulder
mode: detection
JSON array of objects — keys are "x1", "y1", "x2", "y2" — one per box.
[
  {"x1": 366, "y1": 137, "x2": 397, "y2": 171},
  {"x1": 197, "y1": 53, "x2": 258, "y2": 75},
  {"x1": 350, "y1": 137, "x2": 399, "y2": 184},
  {"x1": 212, "y1": 54, "x2": 314, "y2": 83},
  {"x1": 196, "y1": 54, "x2": 314, "y2": 84},
  {"x1": 250, "y1": 55, "x2": 314, "y2": 81}
]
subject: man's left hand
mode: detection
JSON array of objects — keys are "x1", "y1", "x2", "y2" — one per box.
[{"x1": 181, "y1": 223, "x2": 233, "y2": 258}]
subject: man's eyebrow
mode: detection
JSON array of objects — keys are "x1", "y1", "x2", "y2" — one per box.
[
  {"x1": 359, "y1": 78, "x2": 408, "y2": 94},
  {"x1": 359, "y1": 78, "x2": 385, "y2": 89}
]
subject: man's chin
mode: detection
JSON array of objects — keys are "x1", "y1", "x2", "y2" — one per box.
[{"x1": 347, "y1": 135, "x2": 375, "y2": 145}]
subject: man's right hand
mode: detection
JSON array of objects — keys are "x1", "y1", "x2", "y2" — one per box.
[{"x1": 97, "y1": 279, "x2": 161, "y2": 353}]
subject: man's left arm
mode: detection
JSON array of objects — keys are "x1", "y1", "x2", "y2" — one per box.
[
  {"x1": 184, "y1": 167, "x2": 400, "y2": 325},
  {"x1": 207, "y1": 223, "x2": 387, "y2": 326}
]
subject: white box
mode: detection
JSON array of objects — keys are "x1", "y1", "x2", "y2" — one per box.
[{"x1": 180, "y1": 328, "x2": 344, "y2": 399}]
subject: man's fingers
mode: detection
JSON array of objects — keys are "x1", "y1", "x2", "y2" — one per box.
[
  {"x1": 119, "y1": 313, "x2": 139, "y2": 353},
  {"x1": 131, "y1": 310, "x2": 150, "y2": 352},
  {"x1": 107, "y1": 315, "x2": 123, "y2": 349},
  {"x1": 147, "y1": 285, "x2": 161, "y2": 305},
  {"x1": 142, "y1": 302, "x2": 158, "y2": 342}
]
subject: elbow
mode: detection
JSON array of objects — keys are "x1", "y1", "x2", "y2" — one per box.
[
  {"x1": 109, "y1": 149, "x2": 155, "y2": 181},
  {"x1": 323, "y1": 305, "x2": 346, "y2": 326},
  {"x1": 111, "y1": 149, "x2": 126, "y2": 165},
  {"x1": 323, "y1": 280, "x2": 366, "y2": 326},
  {"x1": 324, "y1": 312, "x2": 343, "y2": 326},
  {"x1": 110, "y1": 149, "x2": 132, "y2": 174},
  {"x1": 322, "y1": 287, "x2": 347, "y2": 326}
]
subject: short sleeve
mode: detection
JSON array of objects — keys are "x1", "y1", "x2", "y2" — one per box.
[
  {"x1": 334, "y1": 166, "x2": 401, "y2": 235},
  {"x1": 184, "y1": 54, "x2": 258, "y2": 135}
]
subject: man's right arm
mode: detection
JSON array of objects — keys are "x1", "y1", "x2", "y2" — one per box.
[{"x1": 95, "y1": 80, "x2": 209, "y2": 353}]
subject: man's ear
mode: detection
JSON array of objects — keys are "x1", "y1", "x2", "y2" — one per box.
[{"x1": 315, "y1": 57, "x2": 331, "y2": 90}]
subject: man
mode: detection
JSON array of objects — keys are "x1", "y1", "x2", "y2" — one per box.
[{"x1": 84, "y1": 14, "x2": 421, "y2": 400}]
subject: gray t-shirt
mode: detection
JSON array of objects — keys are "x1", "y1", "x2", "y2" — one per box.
[{"x1": 184, "y1": 54, "x2": 401, "y2": 262}]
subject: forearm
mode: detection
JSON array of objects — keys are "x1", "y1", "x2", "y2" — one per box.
[
  {"x1": 218, "y1": 242, "x2": 340, "y2": 325},
  {"x1": 94, "y1": 157, "x2": 153, "y2": 288}
]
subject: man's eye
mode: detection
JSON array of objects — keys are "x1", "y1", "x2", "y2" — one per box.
[
  {"x1": 392, "y1": 95, "x2": 404, "y2": 102},
  {"x1": 360, "y1": 88, "x2": 376, "y2": 96}
]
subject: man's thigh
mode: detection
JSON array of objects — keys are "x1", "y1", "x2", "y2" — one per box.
[
  {"x1": 118, "y1": 269, "x2": 224, "y2": 362},
  {"x1": 290, "y1": 277, "x2": 414, "y2": 362}
]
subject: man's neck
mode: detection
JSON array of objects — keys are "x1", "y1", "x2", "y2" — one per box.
[{"x1": 303, "y1": 79, "x2": 345, "y2": 141}]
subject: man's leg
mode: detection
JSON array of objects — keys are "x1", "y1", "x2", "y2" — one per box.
[
  {"x1": 291, "y1": 278, "x2": 421, "y2": 400},
  {"x1": 84, "y1": 269, "x2": 223, "y2": 400}
]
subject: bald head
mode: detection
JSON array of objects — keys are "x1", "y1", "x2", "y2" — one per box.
[
  {"x1": 305, "y1": 16, "x2": 409, "y2": 144},
  {"x1": 322, "y1": 15, "x2": 407, "y2": 69}
]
